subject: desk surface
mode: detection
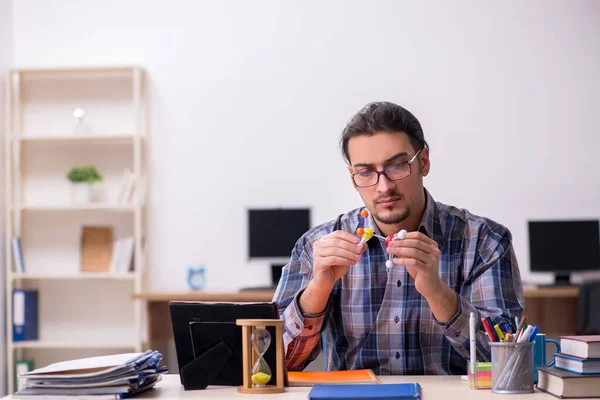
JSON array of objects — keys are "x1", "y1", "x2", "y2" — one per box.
[
  {"x1": 3, "y1": 374, "x2": 577, "y2": 400},
  {"x1": 134, "y1": 285, "x2": 580, "y2": 302}
]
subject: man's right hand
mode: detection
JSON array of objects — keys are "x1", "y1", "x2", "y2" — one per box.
[{"x1": 299, "y1": 231, "x2": 367, "y2": 315}]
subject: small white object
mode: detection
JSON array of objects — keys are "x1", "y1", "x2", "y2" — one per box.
[
  {"x1": 385, "y1": 259, "x2": 394, "y2": 269},
  {"x1": 397, "y1": 229, "x2": 407, "y2": 239},
  {"x1": 73, "y1": 107, "x2": 86, "y2": 120}
]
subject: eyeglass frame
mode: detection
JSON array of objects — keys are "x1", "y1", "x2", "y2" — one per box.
[{"x1": 350, "y1": 148, "x2": 424, "y2": 188}]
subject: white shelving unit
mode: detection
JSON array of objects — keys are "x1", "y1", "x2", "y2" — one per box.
[{"x1": 4, "y1": 66, "x2": 148, "y2": 393}]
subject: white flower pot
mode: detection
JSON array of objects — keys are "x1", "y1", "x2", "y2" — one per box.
[{"x1": 71, "y1": 182, "x2": 92, "y2": 203}]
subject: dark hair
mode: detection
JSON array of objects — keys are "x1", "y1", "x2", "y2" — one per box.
[{"x1": 340, "y1": 102, "x2": 428, "y2": 163}]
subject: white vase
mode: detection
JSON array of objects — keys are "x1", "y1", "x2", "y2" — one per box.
[{"x1": 71, "y1": 182, "x2": 92, "y2": 203}]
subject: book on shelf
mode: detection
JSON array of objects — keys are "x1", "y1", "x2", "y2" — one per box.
[
  {"x1": 554, "y1": 352, "x2": 600, "y2": 374},
  {"x1": 80, "y1": 226, "x2": 113, "y2": 273},
  {"x1": 12, "y1": 236, "x2": 25, "y2": 273},
  {"x1": 109, "y1": 236, "x2": 135, "y2": 273},
  {"x1": 288, "y1": 369, "x2": 379, "y2": 387},
  {"x1": 537, "y1": 366, "x2": 600, "y2": 398},
  {"x1": 116, "y1": 168, "x2": 135, "y2": 205},
  {"x1": 560, "y1": 335, "x2": 600, "y2": 359},
  {"x1": 13, "y1": 289, "x2": 39, "y2": 342}
]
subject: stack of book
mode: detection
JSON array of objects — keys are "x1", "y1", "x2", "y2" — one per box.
[
  {"x1": 14, "y1": 351, "x2": 168, "y2": 399},
  {"x1": 537, "y1": 335, "x2": 600, "y2": 398}
]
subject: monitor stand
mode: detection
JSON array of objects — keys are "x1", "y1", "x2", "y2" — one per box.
[{"x1": 538, "y1": 272, "x2": 573, "y2": 287}]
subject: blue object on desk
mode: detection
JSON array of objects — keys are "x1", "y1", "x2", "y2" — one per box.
[{"x1": 308, "y1": 383, "x2": 422, "y2": 399}]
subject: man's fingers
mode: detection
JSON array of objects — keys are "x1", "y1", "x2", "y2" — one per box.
[
  {"x1": 317, "y1": 246, "x2": 362, "y2": 263},
  {"x1": 388, "y1": 246, "x2": 430, "y2": 264},
  {"x1": 319, "y1": 256, "x2": 358, "y2": 267},
  {"x1": 321, "y1": 231, "x2": 361, "y2": 245}
]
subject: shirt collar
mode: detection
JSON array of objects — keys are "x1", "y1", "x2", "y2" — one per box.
[{"x1": 418, "y1": 187, "x2": 444, "y2": 249}]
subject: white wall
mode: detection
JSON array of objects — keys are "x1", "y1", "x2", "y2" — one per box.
[
  {"x1": 11, "y1": 0, "x2": 600, "y2": 291},
  {"x1": 0, "y1": 0, "x2": 13, "y2": 394}
]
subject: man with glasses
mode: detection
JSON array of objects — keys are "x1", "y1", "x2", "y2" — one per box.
[{"x1": 273, "y1": 102, "x2": 524, "y2": 375}]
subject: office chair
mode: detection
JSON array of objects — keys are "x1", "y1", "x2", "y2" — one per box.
[{"x1": 577, "y1": 280, "x2": 600, "y2": 335}]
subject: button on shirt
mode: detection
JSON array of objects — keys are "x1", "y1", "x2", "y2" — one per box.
[{"x1": 272, "y1": 189, "x2": 524, "y2": 375}]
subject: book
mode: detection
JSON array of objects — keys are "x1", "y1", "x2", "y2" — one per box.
[
  {"x1": 12, "y1": 289, "x2": 39, "y2": 342},
  {"x1": 308, "y1": 383, "x2": 421, "y2": 400},
  {"x1": 80, "y1": 226, "x2": 113, "y2": 272},
  {"x1": 12, "y1": 236, "x2": 25, "y2": 273},
  {"x1": 537, "y1": 366, "x2": 600, "y2": 398},
  {"x1": 554, "y1": 353, "x2": 600, "y2": 374},
  {"x1": 560, "y1": 335, "x2": 600, "y2": 359},
  {"x1": 288, "y1": 370, "x2": 379, "y2": 387}
]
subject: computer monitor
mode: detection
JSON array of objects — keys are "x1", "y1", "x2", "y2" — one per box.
[
  {"x1": 528, "y1": 220, "x2": 600, "y2": 285},
  {"x1": 248, "y1": 208, "x2": 311, "y2": 286}
]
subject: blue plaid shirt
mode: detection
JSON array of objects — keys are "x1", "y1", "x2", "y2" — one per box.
[{"x1": 273, "y1": 188, "x2": 524, "y2": 375}]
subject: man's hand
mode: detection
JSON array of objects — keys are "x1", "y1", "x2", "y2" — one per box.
[
  {"x1": 386, "y1": 232, "x2": 457, "y2": 322},
  {"x1": 386, "y1": 231, "x2": 441, "y2": 296},
  {"x1": 299, "y1": 231, "x2": 367, "y2": 315}
]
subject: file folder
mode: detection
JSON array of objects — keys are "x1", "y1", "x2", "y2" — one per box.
[{"x1": 13, "y1": 289, "x2": 39, "y2": 342}]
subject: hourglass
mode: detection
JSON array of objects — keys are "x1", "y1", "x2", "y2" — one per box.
[{"x1": 236, "y1": 319, "x2": 285, "y2": 394}]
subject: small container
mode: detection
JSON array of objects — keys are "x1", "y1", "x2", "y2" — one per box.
[{"x1": 490, "y1": 341, "x2": 534, "y2": 394}]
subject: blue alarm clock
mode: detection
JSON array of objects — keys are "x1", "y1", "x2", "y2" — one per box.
[{"x1": 187, "y1": 266, "x2": 206, "y2": 291}]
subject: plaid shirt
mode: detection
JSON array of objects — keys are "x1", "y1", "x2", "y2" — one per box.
[{"x1": 273, "y1": 188, "x2": 524, "y2": 375}]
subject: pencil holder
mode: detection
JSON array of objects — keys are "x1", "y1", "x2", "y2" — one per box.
[{"x1": 490, "y1": 341, "x2": 534, "y2": 394}]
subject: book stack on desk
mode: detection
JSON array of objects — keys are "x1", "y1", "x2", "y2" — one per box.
[
  {"x1": 537, "y1": 335, "x2": 600, "y2": 398},
  {"x1": 13, "y1": 351, "x2": 168, "y2": 399}
]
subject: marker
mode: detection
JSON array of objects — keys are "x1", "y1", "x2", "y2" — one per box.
[{"x1": 493, "y1": 324, "x2": 505, "y2": 341}]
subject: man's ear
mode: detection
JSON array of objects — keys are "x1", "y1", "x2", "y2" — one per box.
[{"x1": 420, "y1": 148, "x2": 430, "y2": 177}]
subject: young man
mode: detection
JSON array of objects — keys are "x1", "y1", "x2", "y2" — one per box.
[{"x1": 273, "y1": 102, "x2": 524, "y2": 375}]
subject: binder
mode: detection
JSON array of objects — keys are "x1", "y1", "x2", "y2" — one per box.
[{"x1": 13, "y1": 289, "x2": 39, "y2": 342}]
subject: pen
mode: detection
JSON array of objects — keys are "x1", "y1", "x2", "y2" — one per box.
[
  {"x1": 528, "y1": 326, "x2": 540, "y2": 342},
  {"x1": 469, "y1": 312, "x2": 477, "y2": 388},
  {"x1": 514, "y1": 315, "x2": 527, "y2": 342}
]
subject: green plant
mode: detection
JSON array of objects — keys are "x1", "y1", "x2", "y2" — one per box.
[{"x1": 66, "y1": 166, "x2": 103, "y2": 183}]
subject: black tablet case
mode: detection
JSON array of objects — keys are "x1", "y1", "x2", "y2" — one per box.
[{"x1": 169, "y1": 301, "x2": 283, "y2": 390}]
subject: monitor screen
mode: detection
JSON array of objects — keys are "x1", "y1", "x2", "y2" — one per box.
[
  {"x1": 528, "y1": 220, "x2": 600, "y2": 273},
  {"x1": 248, "y1": 208, "x2": 310, "y2": 259}
]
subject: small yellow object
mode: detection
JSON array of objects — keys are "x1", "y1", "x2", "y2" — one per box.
[
  {"x1": 363, "y1": 228, "x2": 373, "y2": 239},
  {"x1": 251, "y1": 372, "x2": 271, "y2": 385}
]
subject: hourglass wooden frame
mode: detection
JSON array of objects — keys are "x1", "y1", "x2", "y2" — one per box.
[{"x1": 236, "y1": 319, "x2": 285, "y2": 394}]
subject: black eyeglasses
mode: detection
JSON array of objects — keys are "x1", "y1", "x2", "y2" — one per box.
[{"x1": 351, "y1": 149, "x2": 423, "y2": 188}]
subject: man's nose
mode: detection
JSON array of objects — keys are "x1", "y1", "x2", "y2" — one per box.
[{"x1": 376, "y1": 172, "x2": 394, "y2": 192}]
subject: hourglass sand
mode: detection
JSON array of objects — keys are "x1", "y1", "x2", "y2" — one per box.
[{"x1": 236, "y1": 319, "x2": 285, "y2": 394}]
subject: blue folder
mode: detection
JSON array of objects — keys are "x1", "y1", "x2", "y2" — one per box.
[{"x1": 308, "y1": 383, "x2": 422, "y2": 400}]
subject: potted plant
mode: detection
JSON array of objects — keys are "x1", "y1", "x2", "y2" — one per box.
[{"x1": 66, "y1": 166, "x2": 103, "y2": 203}]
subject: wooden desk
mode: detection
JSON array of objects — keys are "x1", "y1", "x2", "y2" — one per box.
[
  {"x1": 1, "y1": 373, "x2": 570, "y2": 399},
  {"x1": 136, "y1": 286, "x2": 581, "y2": 372}
]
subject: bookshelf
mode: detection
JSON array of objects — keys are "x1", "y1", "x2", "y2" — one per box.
[{"x1": 4, "y1": 66, "x2": 148, "y2": 393}]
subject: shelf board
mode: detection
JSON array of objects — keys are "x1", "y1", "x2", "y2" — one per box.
[
  {"x1": 12, "y1": 66, "x2": 140, "y2": 76},
  {"x1": 12, "y1": 341, "x2": 138, "y2": 350},
  {"x1": 12, "y1": 272, "x2": 136, "y2": 281},
  {"x1": 14, "y1": 134, "x2": 137, "y2": 144},
  {"x1": 19, "y1": 204, "x2": 136, "y2": 212}
]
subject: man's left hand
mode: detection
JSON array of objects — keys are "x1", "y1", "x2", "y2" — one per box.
[{"x1": 386, "y1": 232, "x2": 442, "y2": 298}]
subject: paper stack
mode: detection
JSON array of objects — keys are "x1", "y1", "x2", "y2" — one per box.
[{"x1": 14, "y1": 350, "x2": 168, "y2": 399}]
